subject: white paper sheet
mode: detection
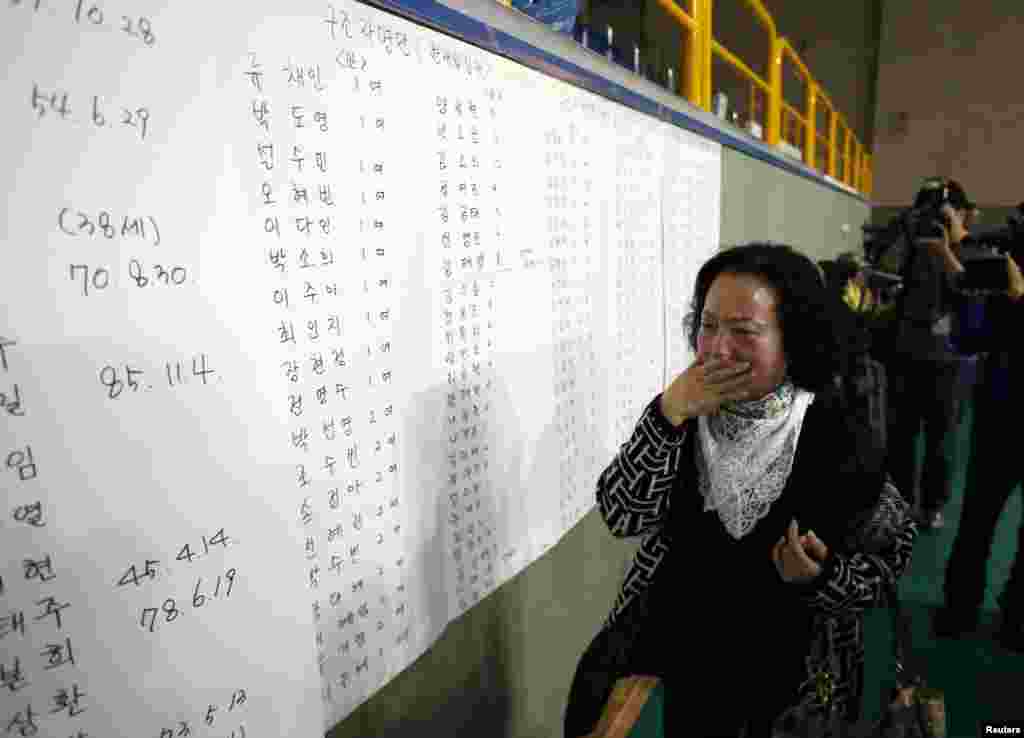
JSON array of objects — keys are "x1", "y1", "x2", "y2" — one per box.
[
  {"x1": 1, "y1": 0, "x2": 723, "y2": 733},
  {"x1": 662, "y1": 124, "x2": 722, "y2": 383},
  {"x1": 0, "y1": 4, "x2": 324, "y2": 737},
  {"x1": 607, "y1": 107, "x2": 666, "y2": 450}
]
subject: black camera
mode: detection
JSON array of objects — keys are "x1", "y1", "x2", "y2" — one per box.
[
  {"x1": 957, "y1": 251, "x2": 1008, "y2": 291},
  {"x1": 863, "y1": 205, "x2": 950, "y2": 266},
  {"x1": 962, "y1": 203, "x2": 1024, "y2": 259},
  {"x1": 903, "y1": 204, "x2": 952, "y2": 242},
  {"x1": 861, "y1": 205, "x2": 952, "y2": 281},
  {"x1": 958, "y1": 203, "x2": 1024, "y2": 292}
]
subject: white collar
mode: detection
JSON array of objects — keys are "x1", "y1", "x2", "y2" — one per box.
[{"x1": 696, "y1": 383, "x2": 816, "y2": 540}]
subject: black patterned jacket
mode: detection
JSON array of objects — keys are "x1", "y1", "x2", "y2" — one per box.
[{"x1": 596, "y1": 393, "x2": 918, "y2": 721}]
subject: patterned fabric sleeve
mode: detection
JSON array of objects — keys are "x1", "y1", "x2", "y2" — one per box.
[
  {"x1": 596, "y1": 394, "x2": 689, "y2": 538},
  {"x1": 796, "y1": 479, "x2": 919, "y2": 616}
]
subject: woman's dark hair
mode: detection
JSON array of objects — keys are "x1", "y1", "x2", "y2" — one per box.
[{"x1": 683, "y1": 242, "x2": 851, "y2": 394}]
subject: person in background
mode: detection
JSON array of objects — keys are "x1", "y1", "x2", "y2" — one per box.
[
  {"x1": 934, "y1": 251, "x2": 1024, "y2": 651},
  {"x1": 563, "y1": 243, "x2": 917, "y2": 738},
  {"x1": 820, "y1": 251, "x2": 893, "y2": 317},
  {"x1": 837, "y1": 251, "x2": 879, "y2": 312},
  {"x1": 881, "y1": 178, "x2": 974, "y2": 530}
]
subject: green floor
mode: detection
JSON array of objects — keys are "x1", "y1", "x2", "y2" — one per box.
[{"x1": 629, "y1": 400, "x2": 1023, "y2": 737}]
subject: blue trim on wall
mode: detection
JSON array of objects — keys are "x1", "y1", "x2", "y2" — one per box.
[
  {"x1": 358, "y1": 0, "x2": 868, "y2": 204},
  {"x1": 374, "y1": 0, "x2": 497, "y2": 46}
]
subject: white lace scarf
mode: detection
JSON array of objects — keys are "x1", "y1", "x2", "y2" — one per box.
[{"x1": 696, "y1": 382, "x2": 815, "y2": 540}]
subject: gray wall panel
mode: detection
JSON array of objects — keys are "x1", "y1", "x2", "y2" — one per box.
[{"x1": 721, "y1": 147, "x2": 870, "y2": 263}]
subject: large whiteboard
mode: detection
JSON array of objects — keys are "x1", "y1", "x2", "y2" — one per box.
[{"x1": 0, "y1": 0, "x2": 720, "y2": 734}]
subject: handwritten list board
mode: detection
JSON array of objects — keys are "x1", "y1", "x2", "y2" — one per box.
[
  {"x1": 0, "y1": 0, "x2": 721, "y2": 734},
  {"x1": 0, "y1": 4, "x2": 326, "y2": 738},
  {"x1": 663, "y1": 125, "x2": 723, "y2": 382}
]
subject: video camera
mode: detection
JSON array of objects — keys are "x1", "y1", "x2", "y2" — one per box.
[
  {"x1": 900, "y1": 202, "x2": 953, "y2": 242},
  {"x1": 858, "y1": 204, "x2": 951, "y2": 301},
  {"x1": 961, "y1": 203, "x2": 1024, "y2": 259},
  {"x1": 864, "y1": 202, "x2": 1019, "y2": 293},
  {"x1": 860, "y1": 204, "x2": 948, "y2": 271},
  {"x1": 956, "y1": 203, "x2": 1024, "y2": 292}
]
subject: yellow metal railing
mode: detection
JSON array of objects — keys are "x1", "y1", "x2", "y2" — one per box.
[
  {"x1": 707, "y1": 0, "x2": 781, "y2": 144},
  {"x1": 779, "y1": 39, "x2": 816, "y2": 167},
  {"x1": 815, "y1": 89, "x2": 838, "y2": 178},
  {"x1": 653, "y1": 0, "x2": 702, "y2": 106},
  {"x1": 700, "y1": 0, "x2": 871, "y2": 195},
  {"x1": 835, "y1": 119, "x2": 849, "y2": 185},
  {"x1": 506, "y1": 0, "x2": 873, "y2": 195}
]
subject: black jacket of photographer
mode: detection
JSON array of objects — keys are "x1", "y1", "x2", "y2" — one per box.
[
  {"x1": 970, "y1": 293, "x2": 1022, "y2": 407},
  {"x1": 878, "y1": 215, "x2": 963, "y2": 363}
]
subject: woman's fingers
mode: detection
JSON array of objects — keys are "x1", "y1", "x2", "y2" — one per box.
[
  {"x1": 719, "y1": 369, "x2": 753, "y2": 387},
  {"x1": 715, "y1": 371, "x2": 754, "y2": 398},
  {"x1": 716, "y1": 362, "x2": 751, "y2": 380},
  {"x1": 704, "y1": 360, "x2": 750, "y2": 382}
]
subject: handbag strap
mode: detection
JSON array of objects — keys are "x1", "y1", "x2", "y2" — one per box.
[{"x1": 881, "y1": 578, "x2": 919, "y2": 686}]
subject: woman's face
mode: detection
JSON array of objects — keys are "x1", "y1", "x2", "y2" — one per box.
[{"x1": 696, "y1": 271, "x2": 788, "y2": 400}]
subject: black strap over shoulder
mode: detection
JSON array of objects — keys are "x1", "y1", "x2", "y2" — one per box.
[{"x1": 882, "y1": 579, "x2": 920, "y2": 689}]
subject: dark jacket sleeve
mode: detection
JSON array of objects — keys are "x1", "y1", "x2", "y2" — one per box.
[
  {"x1": 987, "y1": 294, "x2": 1024, "y2": 352},
  {"x1": 795, "y1": 479, "x2": 918, "y2": 616},
  {"x1": 902, "y1": 239, "x2": 953, "y2": 322},
  {"x1": 596, "y1": 394, "x2": 690, "y2": 538}
]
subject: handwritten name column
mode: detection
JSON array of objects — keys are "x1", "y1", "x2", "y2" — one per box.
[
  {"x1": 244, "y1": 41, "x2": 339, "y2": 705},
  {"x1": 243, "y1": 5, "x2": 421, "y2": 718},
  {"x1": 429, "y1": 41, "x2": 504, "y2": 618},
  {"x1": 611, "y1": 115, "x2": 663, "y2": 447},
  {"x1": 543, "y1": 94, "x2": 611, "y2": 531},
  {"x1": 1, "y1": 335, "x2": 88, "y2": 738},
  {"x1": 321, "y1": 7, "x2": 418, "y2": 713}
]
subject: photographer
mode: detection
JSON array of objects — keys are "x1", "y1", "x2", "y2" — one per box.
[
  {"x1": 878, "y1": 178, "x2": 975, "y2": 530},
  {"x1": 934, "y1": 223, "x2": 1024, "y2": 651}
]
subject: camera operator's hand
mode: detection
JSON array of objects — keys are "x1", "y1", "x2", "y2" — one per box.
[
  {"x1": 918, "y1": 212, "x2": 965, "y2": 276},
  {"x1": 1007, "y1": 254, "x2": 1024, "y2": 302},
  {"x1": 941, "y1": 204, "x2": 970, "y2": 246}
]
